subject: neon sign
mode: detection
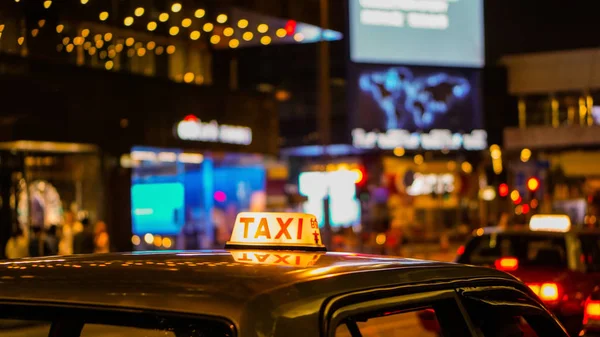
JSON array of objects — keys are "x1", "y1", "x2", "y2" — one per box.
[
  {"x1": 352, "y1": 128, "x2": 487, "y2": 151},
  {"x1": 176, "y1": 115, "x2": 252, "y2": 145}
]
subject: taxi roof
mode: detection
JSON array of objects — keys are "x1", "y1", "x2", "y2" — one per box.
[{"x1": 0, "y1": 251, "x2": 518, "y2": 327}]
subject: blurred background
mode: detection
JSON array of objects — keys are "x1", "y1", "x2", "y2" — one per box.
[{"x1": 1, "y1": 0, "x2": 600, "y2": 260}]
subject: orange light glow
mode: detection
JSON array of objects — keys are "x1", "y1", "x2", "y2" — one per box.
[
  {"x1": 585, "y1": 300, "x2": 600, "y2": 322},
  {"x1": 539, "y1": 283, "x2": 559, "y2": 302},
  {"x1": 495, "y1": 257, "x2": 518, "y2": 271},
  {"x1": 527, "y1": 177, "x2": 540, "y2": 192},
  {"x1": 231, "y1": 251, "x2": 322, "y2": 267}
]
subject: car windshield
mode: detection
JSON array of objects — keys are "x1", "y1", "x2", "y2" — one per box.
[
  {"x1": 458, "y1": 233, "x2": 568, "y2": 268},
  {"x1": 0, "y1": 304, "x2": 233, "y2": 337}
]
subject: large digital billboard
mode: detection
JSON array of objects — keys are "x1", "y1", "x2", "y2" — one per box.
[
  {"x1": 349, "y1": 64, "x2": 487, "y2": 151},
  {"x1": 349, "y1": 0, "x2": 484, "y2": 68}
]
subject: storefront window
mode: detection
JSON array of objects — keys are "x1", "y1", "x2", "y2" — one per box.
[{"x1": 129, "y1": 147, "x2": 266, "y2": 251}]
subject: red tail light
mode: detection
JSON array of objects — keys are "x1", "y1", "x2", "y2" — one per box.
[
  {"x1": 456, "y1": 245, "x2": 465, "y2": 256},
  {"x1": 495, "y1": 257, "x2": 519, "y2": 271},
  {"x1": 585, "y1": 299, "x2": 600, "y2": 324},
  {"x1": 527, "y1": 282, "x2": 561, "y2": 302}
]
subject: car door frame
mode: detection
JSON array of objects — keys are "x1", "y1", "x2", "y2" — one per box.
[{"x1": 322, "y1": 286, "x2": 479, "y2": 337}]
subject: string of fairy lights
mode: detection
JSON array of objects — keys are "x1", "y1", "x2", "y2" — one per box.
[{"x1": 7, "y1": 0, "x2": 305, "y2": 83}]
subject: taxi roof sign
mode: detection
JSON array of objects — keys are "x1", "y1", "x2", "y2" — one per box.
[
  {"x1": 529, "y1": 214, "x2": 571, "y2": 233},
  {"x1": 225, "y1": 212, "x2": 326, "y2": 251}
]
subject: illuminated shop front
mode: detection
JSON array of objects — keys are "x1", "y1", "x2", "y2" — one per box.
[{"x1": 126, "y1": 114, "x2": 273, "y2": 251}]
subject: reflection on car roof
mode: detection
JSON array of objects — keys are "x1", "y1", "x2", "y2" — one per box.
[{"x1": 0, "y1": 251, "x2": 516, "y2": 320}]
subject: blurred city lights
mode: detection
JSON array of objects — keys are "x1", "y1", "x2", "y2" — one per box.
[
  {"x1": 527, "y1": 177, "x2": 540, "y2": 192},
  {"x1": 56, "y1": 24, "x2": 64, "y2": 33},
  {"x1": 162, "y1": 238, "x2": 172, "y2": 249},
  {"x1": 144, "y1": 233, "x2": 154, "y2": 244},
  {"x1": 147, "y1": 21, "x2": 157, "y2": 31},
  {"x1": 171, "y1": 3, "x2": 182, "y2": 13},
  {"x1": 169, "y1": 26, "x2": 180, "y2": 36},
  {"x1": 105, "y1": 60, "x2": 114, "y2": 70},
  {"x1": 104, "y1": 33, "x2": 113, "y2": 41},
  {"x1": 182, "y1": 18, "x2": 192, "y2": 27},
  {"x1": 126, "y1": 37, "x2": 134, "y2": 46},
  {"x1": 153, "y1": 235, "x2": 162, "y2": 247},
  {"x1": 393, "y1": 147, "x2": 405, "y2": 157},
  {"x1": 155, "y1": 46, "x2": 164, "y2": 55},
  {"x1": 99, "y1": 11, "x2": 109, "y2": 21},
  {"x1": 210, "y1": 35, "x2": 221, "y2": 44},
  {"x1": 31, "y1": 29, "x2": 39, "y2": 37},
  {"x1": 224, "y1": 27, "x2": 234, "y2": 37},
  {"x1": 124, "y1": 17, "x2": 134, "y2": 26},
  {"x1": 260, "y1": 36, "x2": 271, "y2": 45},
  {"x1": 195, "y1": 9, "x2": 205, "y2": 18},
  {"x1": 184, "y1": 72, "x2": 195, "y2": 83},
  {"x1": 131, "y1": 235, "x2": 141, "y2": 246},
  {"x1": 217, "y1": 14, "x2": 228, "y2": 24},
  {"x1": 376, "y1": 233, "x2": 386, "y2": 245},
  {"x1": 276, "y1": 28, "x2": 287, "y2": 38},
  {"x1": 414, "y1": 154, "x2": 424, "y2": 165},
  {"x1": 65, "y1": 43, "x2": 74, "y2": 52},
  {"x1": 531, "y1": 199, "x2": 539, "y2": 209},
  {"x1": 229, "y1": 39, "x2": 240, "y2": 48},
  {"x1": 190, "y1": 31, "x2": 201, "y2": 40},
  {"x1": 461, "y1": 162, "x2": 473, "y2": 174},
  {"x1": 135, "y1": 7, "x2": 145, "y2": 17},
  {"x1": 203, "y1": 23, "x2": 214, "y2": 32},
  {"x1": 257, "y1": 24, "x2": 269, "y2": 33},
  {"x1": 521, "y1": 148, "x2": 532, "y2": 162},
  {"x1": 499, "y1": 183, "x2": 509, "y2": 197},
  {"x1": 43, "y1": 1, "x2": 52, "y2": 9},
  {"x1": 294, "y1": 33, "x2": 305, "y2": 42},
  {"x1": 166, "y1": 45, "x2": 176, "y2": 54},
  {"x1": 238, "y1": 19, "x2": 249, "y2": 29},
  {"x1": 510, "y1": 190, "x2": 520, "y2": 201},
  {"x1": 38, "y1": 20, "x2": 46, "y2": 28},
  {"x1": 137, "y1": 48, "x2": 146, "y2": 57},
  {"x1": 159, "y1": 13, "x2": 169, "y2": 22},
  {"x1": 81, "y1": 29, "x2": 90, "y2": 38},
  {"x1": 243, "y1": 32, "x2": 253, "y2": 41},
  {"x1": 147, "y1": 41, "x2": 156, "y2": 50},
  {"x1": 80, "y1": 0, "x2": 88, "y2": 4}
]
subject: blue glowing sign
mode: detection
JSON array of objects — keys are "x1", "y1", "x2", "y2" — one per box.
[{"x1": 351, "y1": 65, "x2": 483, "y2": 135}]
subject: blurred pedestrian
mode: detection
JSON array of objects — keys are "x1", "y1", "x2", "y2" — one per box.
[
  {"x1": 59, "y1": 211, "x2": 76, "y2": 255},
  {"x1": 45, "y1": 225, "x2": 59, "y2": 255},
  {"x1": 94, "y1": 220, "x2": 110, "y2": 253},
  {"x1": 28, "y1": 226, "x2": 53, "y2": 257},
  {"x1": 73, "y1": 218, "x2": 95, "y2": 254},
  {"x1": 5, "y1": 227, "x2": 29, "y2": 259}
]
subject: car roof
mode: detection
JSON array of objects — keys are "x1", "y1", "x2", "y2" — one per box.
[{"x1": 0, "y1": 251, "x2": 519, "y2": 330}]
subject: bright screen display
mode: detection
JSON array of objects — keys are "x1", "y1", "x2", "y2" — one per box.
[
  {"x1": 349, "y1": 0, "x2": 484, "y2": 68},
  {"x1": 131, "y1": 183, "x2": 185, "y2": 235}
]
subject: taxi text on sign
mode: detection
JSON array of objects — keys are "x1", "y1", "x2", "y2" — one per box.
[{"x1": 226, "y1": 212, "x2": 326, "y2": 251}]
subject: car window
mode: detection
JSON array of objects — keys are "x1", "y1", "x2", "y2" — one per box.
[
  {"x1": 334, "y1": 297, "x2": 470, "y2": 337},
  {"x1": 579, "y1": 234, "x2": 600, "y2": 272},
  {"x1": 335, "y1": 308, "x2": 439, "y2": 337},
  {"x1": 459, "y1": 234, "x2": 567, "y2": 268},
  {"x1": 459, "y1": 286, "x2": 568, "y2": 337},
  {"x1": 0, "y1": 305, "x2": 232, "y2": 337}
]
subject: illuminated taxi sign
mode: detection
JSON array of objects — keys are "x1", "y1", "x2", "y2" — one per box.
[
  {"x1": 529, "y1": 214, "x2": 571, "y2": 233},
  {"x1": 230, "y1": 251, "x2": 322, "y2": 267},
  {"x1": 226, "y1": 212, "x2": 326, "y2": 251}
]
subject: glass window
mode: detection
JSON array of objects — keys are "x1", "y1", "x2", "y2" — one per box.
[
  {"x1": 459, "y1": 234, "x2": 567, "y2": 268},
  {"x1": 0, "y1": 306, "x2": 232, "y2": 337},
  {"x1": 335, "y1": 308, "x2": 440, "y2": 337}
]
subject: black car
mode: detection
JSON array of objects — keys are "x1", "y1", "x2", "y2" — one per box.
[{"x1": 0, "y1": 212, "x2": 570, "y2": 337}]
